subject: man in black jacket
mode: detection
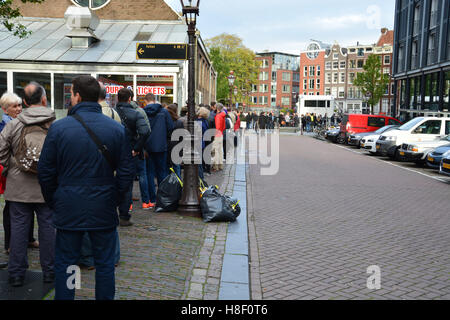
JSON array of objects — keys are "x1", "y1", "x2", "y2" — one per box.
[{"x1": 115, "y1": 88, "x2": 151, "y2": 226}]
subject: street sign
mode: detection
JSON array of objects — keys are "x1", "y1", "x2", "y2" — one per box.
[{"x1": 136, "y1": 43, "x2": 188, "y2": 60}]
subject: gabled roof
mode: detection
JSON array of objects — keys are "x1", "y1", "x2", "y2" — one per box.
[{"x1": 377, "y1": 30, "x2": 394, "y2": 47}]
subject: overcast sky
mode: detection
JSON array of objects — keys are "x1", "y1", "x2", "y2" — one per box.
[{"x1": 164, "y1": 0, "x2": 395, "y2": 54}]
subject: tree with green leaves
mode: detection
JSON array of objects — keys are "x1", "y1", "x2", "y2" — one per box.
[
  {"x1": 353, "y1": 54, "x2": 390, "y2": 115},
  {"x1": 205, "y1": 33, "x2": 259, "y2": 107},
  {"x1": 1, "y1": 0, "x2": 46, "y2": 38}
]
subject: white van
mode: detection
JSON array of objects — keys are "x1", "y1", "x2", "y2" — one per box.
[{"x1": 375, "y1": 117, "x2": 450, "y2": 160}]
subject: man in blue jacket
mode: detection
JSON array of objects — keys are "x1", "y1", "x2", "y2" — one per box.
[
  {"x1": 143, "y1": 93, "x2": 174, "y2": 204},
  {"x1": 38, "y1": 75, "x2": 134, "y2": 300}
]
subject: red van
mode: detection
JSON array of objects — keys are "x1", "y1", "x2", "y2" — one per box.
[{"x1": 340, "y1": 114, "x2": 402, "y2": 141}]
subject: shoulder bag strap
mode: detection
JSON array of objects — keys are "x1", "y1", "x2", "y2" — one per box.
[{"x1": 70, "y1": 114, "x2": 115, "y2": 170}]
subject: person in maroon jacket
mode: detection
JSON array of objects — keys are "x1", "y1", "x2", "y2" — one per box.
[{"x1": 212, "y1": 103, "x2": 226, "y2": 171}]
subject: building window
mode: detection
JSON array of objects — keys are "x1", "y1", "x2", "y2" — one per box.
[
  {"x1": 303, "y1": 79, "x2": 307, "y2": 90},
  {"x1": 259, "y1": 96, "x2": 268, "y2": 104},
  {"x1": 384, "y1": 55, "x2": 390, "y2": 65},
  {"x1": 332, "y1": 87, "x2": 337, "y2": 98},
  {"x1": 317, "y1": 66, "x2": 321, "y2": 77},
  {"x1": 272, "y1": 72, "x2": 277, "y2": 81},
  {"x1": 252, "y1": 84, "x2": 257, "y2": 93},
  {"x1": 333, "y1": 73, "x2": 338, "y2": 84},
  {"x1": 339, "y1": 61, "x2": 346, "y2": 69},
  {"x1": 325, "y1": 88, "x2": 331, "y2": 95},
  {"x1": 333, "y1": 53, "x2": 339, "y2": 60},
  {"x1": 430, "y1": 0, "x2": 438, "y2": 28},
  {"x1": 340, "y1": 72, "x2": 345, "y2": 83},
  {"x1": 72, "y1": 0, "x2": 111, "y2": 10},
  {"x1": 282, "y1": 72, "x2": 291, "y2": 81},
  {"x1": 309, "y1": 66, "x2": 315, "y2": 77},
  {"x1": 357, "y1": 48, "x2": 364, "y2": 56},
  {"x1": 348, "y1": 87, "x2": 355, "y2": 98},
  {"x1": 252, "y1": 96, "x2": 258, "y2": 104},
  {"x1": 338, "y1": 87, "x2": 345, "y2": 98},
  {"x1": 444, "y1": 71, "x2": 450, "y2": 111},
  {"x1": 281, "y1": 97, "x2": 290, "y2": 106},
  {"x1": 383, "y1": 67, "x2": 390, "y2": 74},
  {"x1": 0, "y1": 72, "x2": 6, "y2": 98},
  {"x1": 427, "y1": 33, "x2": 436, "y2": 65},
  {"x1": 303, "y1": 66, "x2": 308, "y2": 77},
  {"x1": 282, "y1": 85, "x2": 290, "y2": 93},
  {"x1": 413, "y1": 4, "x2": 421, "y2": 35},
  {"x1": 259, "y1": 84, "x2": 268, "y2": 93},
  {"x1": 349, "y1": 73, "x2": 355, "y2": 84},
  {"x1": 309, "y1": 79, "x2": 315, "y2": 89},
  {"x1": 259, "y1": 72, "x2": 269, "y2": 81},
  {"x1": 316, "y1": 79, "x2": 320, "y2": 90},
  {"x1": 271, "y1": 85, "x2": 277, "y2": 95},
  {"x1": 325, "y1": 62, "x2": 332, "y2": 70},
  {"x1": 333, "y1": 61, "x2": 339, "y2": 70},
  {"x1": 325, "y1": 73, "x2": 331, "y2": 84},
  {"x1": 349, "y1": 60, "x2": 356, "y2": 69},
  {"x1": 357, "y1": 60, "x2": 364, "y2": 68},
  {"x1": 411, "y1": 40, "x2": 419, "y2": 69},
  {"x1": 261, "y1": 59, "x2": 269, "y2": 68}
]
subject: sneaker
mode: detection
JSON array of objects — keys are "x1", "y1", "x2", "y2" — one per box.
[{"x1": 142, "y1": 202, "x2": 155, "y2": 210}]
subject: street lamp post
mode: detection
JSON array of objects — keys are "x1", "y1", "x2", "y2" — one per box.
[
  {"x1": 178, "y1": 0, "x2": 201, "y2": 216},
  {"x1": 227, "y1": 71, "x2": 236, "y2": 109}
]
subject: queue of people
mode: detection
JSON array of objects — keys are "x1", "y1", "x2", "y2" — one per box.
[{"x1": 0, "y1": 75, "x2": 242, "y2": 299}]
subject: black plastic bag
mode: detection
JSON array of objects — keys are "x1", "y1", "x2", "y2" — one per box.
[
  {"x1": 200, "y1": 186, "x2": 241, "y2": 223},
  {"x1": 155, "y1": 170, "x2": 183, "y2": 213}
]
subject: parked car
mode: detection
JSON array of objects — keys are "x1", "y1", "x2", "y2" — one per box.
[
  {"x1": 340, "y1": 114, "x2": 402, "y2": 143},
  {"x1": 398, "y1": 135, "x2": 450, "y2": 165},
  {"x1": 426, "y1": 144, "x2": 450, "y2": 169},
  {"x1": 439, "y1": 151, "x2": 450, "y2": 176},
  {"x1": 325, "y1": 127, "x2": 341, "y2": 143},
  {"x1": 376, "y1": 117, "x2": 450, "y2": 160},
  {"x1": 360, "y1": 125, "x2": 400, "y2": 153}
]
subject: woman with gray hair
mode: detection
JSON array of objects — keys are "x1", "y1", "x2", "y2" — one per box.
[
  {"x1": 0, "y1": 92, "x2": 22, "y2": 131},
  {"x1": 0, "y1": 92, "x2": 39, "y2": 261}
]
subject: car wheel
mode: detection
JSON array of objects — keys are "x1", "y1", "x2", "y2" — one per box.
[{"x1": 393, "y1": 148, "x2": 401, "y2": 161}]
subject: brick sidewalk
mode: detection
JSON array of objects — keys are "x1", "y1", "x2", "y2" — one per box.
[{"x1": 0, "y1": 164, "x2": 236, "y2": 300}]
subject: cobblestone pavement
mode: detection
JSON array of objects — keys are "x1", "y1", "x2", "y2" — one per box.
[
  {"x1": 0, "y1": 165, "x2": 236, "y2": 300},
  {"x1": 248, "y1": 135, "x2": 450, "y2": 300}
]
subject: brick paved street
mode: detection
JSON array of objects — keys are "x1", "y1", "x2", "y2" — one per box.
[
  {"x1": 248, "y1": 134, "x2": 450, "y2": 300},
  {"x1": 0, "y1": 166, "x2": 235, "y2": 300}
]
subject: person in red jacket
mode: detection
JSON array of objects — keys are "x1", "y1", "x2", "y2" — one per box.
[
  {"x1": 234, "y1": 110, "x2": 241, "y2": 147},
  {"x1": 212, "y1": 103, "x2": 226, "y2": 171}
]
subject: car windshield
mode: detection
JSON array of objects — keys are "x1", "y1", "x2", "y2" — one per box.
[{"x1": 398, "y1": 117, "x2": 424, "y2": 131}]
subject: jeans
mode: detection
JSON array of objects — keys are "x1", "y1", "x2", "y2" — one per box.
[
  {"x1": 78, "y1": 230, "x2": 120, "y2": 268},
  {"x1": 8, "y1": 202, "x2": 55, "y2": 278},
  {"x1": 3, "y1": 200, "x2": 36, "y2": 251},
  {"x1": 134, "y1": 157, "x2": 149, "y2": 204},
  {"x1": 55, "y1": 228, "x2": 117, "y2": 300},
  {"x1": 146, "y1": 152, "x2": 169, "y2": 203}
]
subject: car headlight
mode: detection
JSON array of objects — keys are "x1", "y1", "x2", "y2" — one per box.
[
  {"x1": 385, "y1": 136, "x2": 397, "y2": 141},
  {"x1": 408, "y1": 145, "x2": 419, "y2": 152}
]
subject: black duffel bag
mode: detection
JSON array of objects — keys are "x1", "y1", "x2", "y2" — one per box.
[
  {"x1": 155, "y1": 169, "x2": 183, "y2": 213},
  {"x1": 200, "y1": 186, "x2": 241, "y2": 223}
]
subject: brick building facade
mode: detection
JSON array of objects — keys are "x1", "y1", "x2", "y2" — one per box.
[
  {"x1": 250, "y1": 52, "x2": 299, "y2": 111},
  {"x1": 299, "y1": 41, "x2": 329, "y2": 97}
]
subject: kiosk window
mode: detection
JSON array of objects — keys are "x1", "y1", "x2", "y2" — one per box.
[
  {"x1": 13, "y1": 72, "x2": 51, "y2": 107},
  {"x1": 0, "y1": 72, "x2": 6, "y2": 97}
]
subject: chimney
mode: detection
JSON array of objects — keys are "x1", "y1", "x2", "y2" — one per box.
[
  {"x1": 64, "y1": 6, "x2": 99, "y2": 49},
  {"x1": 381, "y1": 27, "x2": 388, "y2": 34}
]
